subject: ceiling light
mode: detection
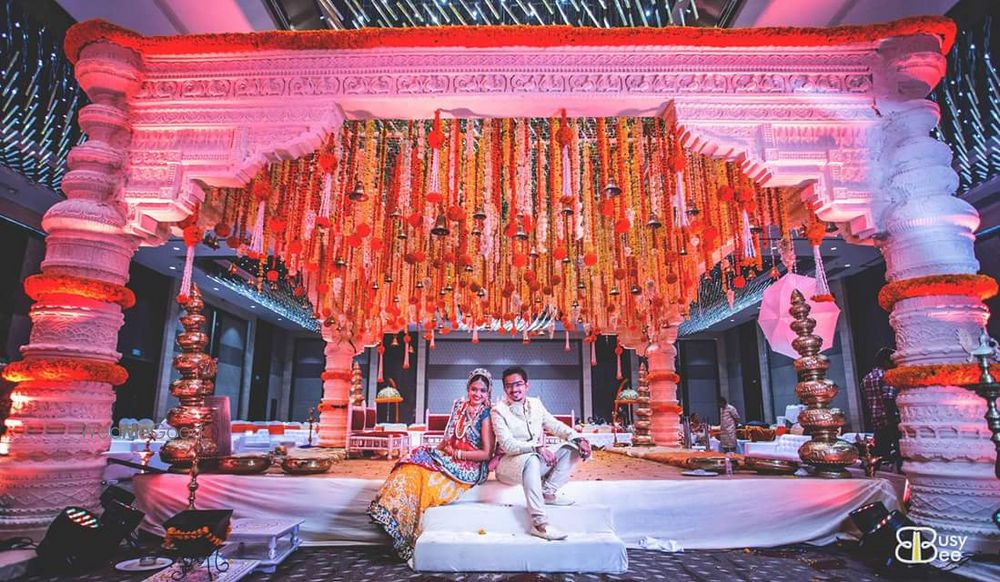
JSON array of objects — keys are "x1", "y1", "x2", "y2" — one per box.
[
  {"x1": 250, "y1": 305, "x2": 256, "y2": 309},
  {"x1": 830, "y1": 246, "x2": 838, "y2": 251},
  {"x1": 844, "y1": 264, "x2": 852, "y2": 268},
  {"x1": 172, "y1": 246, "x2": 181, "y2": 251},
  {"x1": 168, "y1": 266, "x2": 176, "y2": 270},
  {"x1": 213, "y1": 287, "x2": 220, "y2": 291}
]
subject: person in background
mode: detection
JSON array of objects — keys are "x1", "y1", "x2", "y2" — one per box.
[
  {"x1": 861, "y1": 347, "x2": 900, "y2": 469},
  {"x1": 718, "y1": 397, "x2": 741, "y2": 453}
]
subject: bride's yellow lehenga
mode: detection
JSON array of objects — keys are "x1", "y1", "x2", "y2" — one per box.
[{"x1": 368, "y1": 400, "x2": 489, "y2": 560}]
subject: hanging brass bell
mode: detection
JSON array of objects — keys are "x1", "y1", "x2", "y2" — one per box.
[
  {"x1": 372, "y1": 281, "x2": 380, "y2": 290},
  {"x1": 577, "y1": 281, "x2": 586, "y2": 290},
  {"x1": 470, "y1": 226, "x2": 482, "y2": 236},
  {"x1": 610, "y1": 285, "x2": 621, "y2": 296},
  {"x1": 464, "y1": 265, "x2": 474, "y2": 273},
  {"x1": 472, "y1": 206, "x2": 487, "y2": 221},
  {"x1": 630, "y1": 284, "x2": 642, "y2": 295},
  {"x1": 415, "y1": 280, "x2": 424, "y2": 289},
  {"x1": 529, "y1": 247, "x2": 540, "y2": 259},
  {"x1": 477, "y1": 288, "x2": 486, "y2": 297},
  {"x1": 384, "y1": 274, "x2": 394, "y2": 283},
  {"x1": 513, "y1": 221, "x2": 529, "y2": 241},
  {"x1": 334, "y1": 257, "x2": 347, "y2": 268},
  {"x1": 603, "y1": 178, "x2": 621, "y2": 198},
  {"x1": 348, "y1": 181, "x2": 368, "y2": 202},
  {"x1": 391, "y1": 335, "x2": 399, "y2": 347},
  {"x1": 431, "y1": 213, "x2": 450, "y2": 236},
  {"x1": 647, "y1": 213, "x2": 663, "y2": 229}
]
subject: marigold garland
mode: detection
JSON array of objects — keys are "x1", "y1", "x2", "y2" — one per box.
[
  {"x1": 646, "y1": 371, "x2": 681, "y2": 384},
  {"x1": 878, "y1": 274, "x2": 998, "y2": 311},
  {"x1": 320, "y1": 370, "x2": 353, "y2": 381},
  {"x1": 886, "y1": 363, "x2": 1000, "y2": 389},
  {"x1": 65, "y1": 17, "x2": 955, "y2": 65},
  {"x1": 2, "y1": 357, "x2": 129, "y2": 385},
  {"x1": 24, "y1": 274, "x2": 136, "y2": 309}
]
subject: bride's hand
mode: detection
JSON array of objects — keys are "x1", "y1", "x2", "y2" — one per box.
[{"x1": 442, "y1": 444, "x2": 455, "y2": 457}]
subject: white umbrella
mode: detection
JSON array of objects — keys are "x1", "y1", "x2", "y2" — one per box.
[{"x1": 758, "y1": 273, "x2": 840, "y2": 359}]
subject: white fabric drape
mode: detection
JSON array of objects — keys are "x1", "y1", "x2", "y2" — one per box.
[{"x1": 134, "y1": 473, "x2": 899, "y2": 550}]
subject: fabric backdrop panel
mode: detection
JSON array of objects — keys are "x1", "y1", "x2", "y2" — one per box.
[{"x1": 425, "y1": 338, "x2": 581, "y2": 415}]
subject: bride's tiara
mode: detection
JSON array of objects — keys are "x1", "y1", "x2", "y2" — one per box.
[{"x1": 468, "y1": 368, "x2": 493, "y2": 386}]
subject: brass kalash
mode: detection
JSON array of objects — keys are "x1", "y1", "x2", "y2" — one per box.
[
  {"x1": 160, "y1": 284, "x2": 218, "y2": 469},
  {"x1": 788, "y1": 289, "x2": 858, "y2": 478}
]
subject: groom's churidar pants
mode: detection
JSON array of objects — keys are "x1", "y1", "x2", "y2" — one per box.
[{"x1": 519, "y1": 445, "x2": 581, "y2": 526}]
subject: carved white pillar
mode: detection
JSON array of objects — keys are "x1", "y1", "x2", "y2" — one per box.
[
  {"x1": 0, "y1": 42, "x2": 142, "y2": 537},
  {"x1": 645, "y1": 327, "x2": 682, "y2": 448},
  {"x1": 878, "y1": 97, "x2": 999, "y2": 552},
  {"x1": 317, "y1": 328, "x2": 355, "y2": 448}
]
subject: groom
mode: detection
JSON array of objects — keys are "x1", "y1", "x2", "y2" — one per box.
[{"x1": 491, "y1": 366, "x2": 592, "y2": 541}]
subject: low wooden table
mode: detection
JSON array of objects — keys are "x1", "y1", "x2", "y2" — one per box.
[{"x1": 223, "y1": 518, "x2": 303, "y2": 573}]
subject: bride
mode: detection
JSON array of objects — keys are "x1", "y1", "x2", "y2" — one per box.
[{"x1": 368, "y1": 368, "x2": 495, "y2": 561}]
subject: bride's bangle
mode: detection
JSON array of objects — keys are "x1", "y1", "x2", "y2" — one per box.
[{"x1": 456, "y1": 450, "x2": 463, "y2": 460}]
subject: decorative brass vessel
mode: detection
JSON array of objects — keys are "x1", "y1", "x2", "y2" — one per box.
[
  {"x1": 632, "y1": 362, "x2": 654, "y2": 447},
  {"x1": 788, "y1": 289, "x2": 857, "y2": 478},
  {"x1": 281, "y1": 456, "x2": 333, "y2": 475},
  {"x1": 744, "y1": 457, "x2": 799, "y2": 475},
  {"x1": 161, "y1": 285, "x2": 218, "y2": 468},
  {"x1": 216, "y1": 454, "x2": 272, "y2": 475}
]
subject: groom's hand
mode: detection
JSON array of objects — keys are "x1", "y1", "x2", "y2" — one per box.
[
  {"x1": 576, "y1": 438, "x2": 592, "y2": 460},
  {"x1": 536, "y1": 446, "x2": 557, "y2": 467}
]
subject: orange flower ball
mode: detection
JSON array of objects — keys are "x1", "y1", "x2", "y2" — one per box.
[{"x1": 583, "y1": 252, "x2": 598, "y2": 267}]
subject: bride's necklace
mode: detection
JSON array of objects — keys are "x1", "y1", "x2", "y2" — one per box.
[{"x1": 453, "y1": 401, "x2": 483, "y2": 441}]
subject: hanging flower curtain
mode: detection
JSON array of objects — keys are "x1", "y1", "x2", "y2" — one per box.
[{"x1": 205, "y1": 115, "x2": 794, "y2": 346}]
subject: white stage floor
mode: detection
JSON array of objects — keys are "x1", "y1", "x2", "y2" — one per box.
[{"x1": 133, "y1": 462, "x2": 901, "y2": 551}]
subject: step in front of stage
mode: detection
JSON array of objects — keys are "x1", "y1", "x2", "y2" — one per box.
[{"x1": 412, "y1": 503, "x2": 628, "y2": 573}]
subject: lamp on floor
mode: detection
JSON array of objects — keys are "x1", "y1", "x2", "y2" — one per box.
[
  {"x1": 376, "y1": 378, "x2": 404, "y2": 423},
  {"x1": 613, "y1": 380, "x2": 639, "y2": 447}
]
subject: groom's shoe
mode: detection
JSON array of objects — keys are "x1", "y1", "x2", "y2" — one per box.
[
  {"x1": 529, "y1": 524, "x2": 568, "y2": 541},
  {"x1": 543, "y1": 491, "x2": 575, "y2": 506}
]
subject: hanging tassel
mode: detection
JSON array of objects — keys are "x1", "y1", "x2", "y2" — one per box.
[
  {"x1": 428, "y1": 148, "x2": 441, "y2": 198},
  {"x1": 726, "y1": 289, "x2": 735, "y2": 308},
  {"x1": 472, "y1": 327, "x2": 479, "y2": 344},
  {"x1": 376, "y1": 343, "x2": 385, "y2": 383},
  {"x1": 564, "y1": 330, "x2": 571, "y2": 352},
  {"x1": 741, "y1": 209, "x2": 756, "y2": 260},
  {"x1": 403, "y1": 333, "x2": 411, "y2": 369},
  {"x1": 675, "y1": 172, "x2": 689, "y2": 228},
  {"x1": 429, "y1": 329, "x2": 436, "y2": 350},
  {"x1": 590, "y1": 339, "x2": 597, "y2": 367},
  {"x1": 178, "y1": 243, "x2": 195, "y2": 302},
  {"x1": 522, "y1": 328, "x2": 530, "y2": 345},
  {"x1": 615, "y1": 342, "x2": 624, "y2": 380},
  {"x1": 315, "y1": 174, "x2": 332, "y2": 228},
  {"x1": 812, "y1": 244, "x2": 833, "y2": 302},
  {"x1": 249, "y1": 199, "x2": 266, "y2": 255}
]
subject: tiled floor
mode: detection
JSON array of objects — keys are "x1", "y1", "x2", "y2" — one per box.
[{"x1": 19, "y1": 542, "x2": 961, "y2": 582}]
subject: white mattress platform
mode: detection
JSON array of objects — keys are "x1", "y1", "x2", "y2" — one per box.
[{"x1": 414, "y1": 504, "x2": 627, "y2": 573}]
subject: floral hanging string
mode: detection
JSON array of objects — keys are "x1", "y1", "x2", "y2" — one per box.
[{"x1": 204, "y1": 115, "x2": 790, "y2": 346}]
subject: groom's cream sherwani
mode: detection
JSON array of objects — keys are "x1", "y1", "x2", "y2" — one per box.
[{"x1": 491, "y1": 396, "x2": 580, "y2": 484}]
